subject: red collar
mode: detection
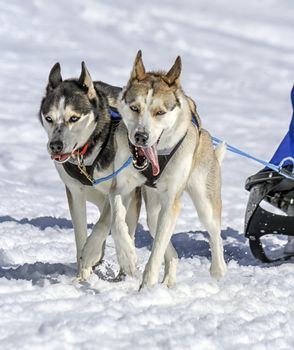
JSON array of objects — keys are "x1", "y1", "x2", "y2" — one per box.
[{"x1": 72, "y1": 143, "x2": 90, "y2": 157}]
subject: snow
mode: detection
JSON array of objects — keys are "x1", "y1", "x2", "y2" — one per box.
[{"x1": 1, "y1": 0, "x2": 294, "y2": 349}]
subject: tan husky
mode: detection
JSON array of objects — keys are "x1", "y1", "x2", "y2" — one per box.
[{"x1": 80, "y1": 51, "x2": 227, "y2": 288}]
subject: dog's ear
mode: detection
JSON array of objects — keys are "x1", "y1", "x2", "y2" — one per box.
[
  {"x1": 79, "y1": 62, "x2": 96, "y2": 100},
  {"x1": 130, "y1": 50, "x2": 146, "y2": 81},
  {"x1": 47, "y1": 63, "x2": 62, "y2": 90},
  {"x1": 164, "y1": 56, "x2": 181, "y2": 87}
]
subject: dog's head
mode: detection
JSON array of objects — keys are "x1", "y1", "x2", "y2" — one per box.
[
  {"x1": 118, "y1": 50, "x2": 183, "y2": 175},
  {"x1": 39, "y1": 62, "x2": 103, "y2": 163}
]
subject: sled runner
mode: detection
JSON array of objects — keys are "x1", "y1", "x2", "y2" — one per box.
[{"x1": 245, "y1": 86, "x2": 294, "y2": 262}]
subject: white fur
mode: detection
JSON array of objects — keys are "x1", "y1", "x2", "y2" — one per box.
[
  {"x1": 110, "y1": 193, "x2": 138, "y2": 276},
  {"x1": 187, "y1": 167, "x2": 227, "y2": 279},
  {"x1": 215, "y1": 142, "x2": 226, "y2": 165},
  {"x1": 57, "y1": 97, "x2": 66, "y2": 122}
]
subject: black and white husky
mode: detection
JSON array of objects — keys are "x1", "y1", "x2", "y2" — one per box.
[{"x1": 39, "y1": 62, "x2": 140, "y2": 278}]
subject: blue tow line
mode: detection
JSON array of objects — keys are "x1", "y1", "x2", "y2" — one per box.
[
  {"x1": 212, "y1": 136, "x2": 294, "y2": 180},
  {"x1": 92, "y1": 156, "x2": 132, "y2": 186},
  {"x1": 90, "y1": 110, "x2": 294, "y2": 186}
]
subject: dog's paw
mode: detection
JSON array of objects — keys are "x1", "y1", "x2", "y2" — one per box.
[
  {"x1": 210, "y1": 261, "x2": 227, "y2": 280},
  {"x1": 80, "y1": 236, "x2": 104, "y2": 276},
  {"x1": 116, "y1": 241, "x2": 138, "y2": 277},
  {"x1": 139, "y1": 265, "x2": 158, "y2": 290},
  {"x1": 162, "y1": 274, "x2": 176, "y2": 289},
  {"x1": 72, "y1": 275, "x2": 82, "y2": 284},
  {"x1": 161, "y1": 258, "x2": 178, "y2": 288},
  {"x1": 78, "y1": 267, "x2": 93, "y2": 282}
]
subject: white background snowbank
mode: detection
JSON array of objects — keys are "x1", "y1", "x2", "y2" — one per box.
[{"x1": 0, "y1": 0, "x2": 294, "y2": 349}]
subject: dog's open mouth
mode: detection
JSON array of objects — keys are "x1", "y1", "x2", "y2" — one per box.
[
  {"x1": 51, "y1": 153, "x2": 72, "y2": 163},
  {"x1": 133, "y1": 144, "x2": 160, "y2": 176},
  {"x1": 50, "y1": 143, "x2": 85, "y2": 164}
]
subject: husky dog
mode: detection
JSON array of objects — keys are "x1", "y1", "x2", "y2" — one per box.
[
  {"x1": 80, "y1": 51, "x2": 227, "y2": 288},
  {"x1": 39, "y1": 62, "x2": 140, "y2": 277}
]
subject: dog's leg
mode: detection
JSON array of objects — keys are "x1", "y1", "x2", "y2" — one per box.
[
  {"x1": 79, "y1": 199, "x2": 111, "y2": 280},
  {"x1": 187, "y1": 129, "x2": 227, "y2": 279},
  {"x1": 162, "y1": 239, "x2": 178, "y2": 288},
  {"x1": 187, "y1": 172, "x2": 227, "y2": 279},
  {"x1": 143, "y1": 188, "x2": 178, "y2": 288},
  {"x1": 140, "y1": 195, "x2": 181, "y2": 289},
  {"x1": 125, "y1": 187, "x2": 141, "y2": 240},
  {"x1": 66, "y1": 186, "x2": 87, "y2": 274},
  {"x1": 112, "y1": 188, "x2": 141, "y2": 281},
  {"x1": 110, "y1": 188, "x2": 138, "y2": 276}
]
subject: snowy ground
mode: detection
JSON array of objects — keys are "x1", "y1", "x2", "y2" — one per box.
[{"x1": 1, "y1": 0, "x2": 294, "y2": 349}]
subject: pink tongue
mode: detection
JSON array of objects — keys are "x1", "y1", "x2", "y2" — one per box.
[
  {"x1": 51, "y1": 153, "x2": 71, "y2": 162},
  {"x1": 142, "y1": 144, "x2": 160, "y2": 176}
]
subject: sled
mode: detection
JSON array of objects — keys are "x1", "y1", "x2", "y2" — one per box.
[{"x1": 244, "y1": 86, "x2": 294, "y2": 262}]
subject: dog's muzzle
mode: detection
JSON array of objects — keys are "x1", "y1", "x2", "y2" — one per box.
[
  {"x1": 49, "y1": 140, "x2": 72, "y2": 163},
  {"x1": 129, "y1": 138, "x2": 161, "y2": 176}
]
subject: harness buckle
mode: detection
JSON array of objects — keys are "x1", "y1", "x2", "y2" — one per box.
[{"x1": 77, "y1": 154, "x2": 94, "y2": 185}]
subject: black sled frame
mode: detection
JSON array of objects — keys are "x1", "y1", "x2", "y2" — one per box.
[{"x1": 245, "y1": 167, "x2": 294, "y2": 262}]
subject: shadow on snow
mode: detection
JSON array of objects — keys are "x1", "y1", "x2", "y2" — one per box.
[
  {"x1": 0, "y1": 215, "x2": 93, "y2": 230},
  {"x1": 0, "y1": 260, "x2": 118, "y2": 287},
  {"x1": 0, "y1": 215, "x2": 291, "y2": 284},
  {"x1": 135, "y1": 224, "x2": 258, "y2": 266}
]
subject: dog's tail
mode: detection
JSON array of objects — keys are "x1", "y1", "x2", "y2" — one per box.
[{"x1": 214, "y1": 142, "x2": 226, "y2": 165}]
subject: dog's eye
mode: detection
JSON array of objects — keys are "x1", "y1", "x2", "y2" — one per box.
[
  {"x1": 130, "y1": 105, "x2": 140, "y2": 113},
  {"x1": 69, "y1": 116, "x2": 80, "y2": 123},
  {"x1": 156, "y1": 110, "x2": 166, "y2": 116},
  {"x1": 45, "y1": 116, "x2": 53, "y2": 123}
]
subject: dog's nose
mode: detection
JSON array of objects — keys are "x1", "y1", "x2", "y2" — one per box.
[
  {"x1": 49, "y1": 140, "x2": 64, "y2": 154},
  {"x1": 134, "y1": 131, "x2": 149, "y2": 146}
]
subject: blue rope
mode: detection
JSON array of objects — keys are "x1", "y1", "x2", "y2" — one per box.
[
  {"x1": 212, "y1": 136, "x2": 294, "y2": 181},
  {"x1": 92, "y1": 156, "x2": 133, "y2": 186}
]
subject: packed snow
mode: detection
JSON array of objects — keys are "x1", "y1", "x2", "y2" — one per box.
[{"x1": 1, "y1": 0, "x2": 294, "y2": 349}]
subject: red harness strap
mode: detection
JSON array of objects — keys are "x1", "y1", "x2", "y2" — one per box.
[{"x1": 72, "y1": 143, "x2": 90, "y2": 157}]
